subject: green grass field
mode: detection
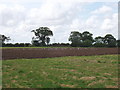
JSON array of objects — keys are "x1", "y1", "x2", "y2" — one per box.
[{"x1": 2, "y1": 55, "x2": 118, "y2": 88}]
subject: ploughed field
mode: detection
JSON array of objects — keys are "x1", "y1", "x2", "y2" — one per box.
[{"x1": 2, "y1": 47, "x2": 118, "y2": 60}]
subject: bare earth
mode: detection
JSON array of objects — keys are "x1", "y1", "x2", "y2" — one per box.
[{"x1": 2, "y1": 48, "x2": 118, "y2": 60}]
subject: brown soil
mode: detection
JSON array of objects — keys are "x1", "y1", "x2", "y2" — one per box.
[{"x1": 2, "y1": 48, "x2": 118, "y2": 60}]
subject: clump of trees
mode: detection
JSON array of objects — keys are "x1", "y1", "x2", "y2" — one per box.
[
  {"x1": 69, "y1": 31, "x2": 118, "y2": 47},
  {"x1": 69, "y1": 31, "x2": 94, "y2": 47},
  {"x1": 94, "y1": 34, "x2": 117, "y2": 47},
  {"x1": 31, "y1": 27, "x2": 53, "y2": 46}
]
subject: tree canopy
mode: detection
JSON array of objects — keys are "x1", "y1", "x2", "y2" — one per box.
[
  {"x1": 31, "y1": 27, "x2": 53, "y2": 46},
  {"x1": 0, "y1": 34, "x2": 10, "y2": 44},
  {"x1": 104, "y1": 34, "x2": 117, "y2": 47},
  {"x1": 69, "y1": 31, "x2": 117, "y2": 47},
  {"x1": 69, "y1": 31, "x2": 93, "y2": 47},
  {"x1": 81, "y1": 31, "x2": 94, "y2": 42}
]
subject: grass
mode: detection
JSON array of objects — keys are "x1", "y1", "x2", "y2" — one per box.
[{"x1": 2, "y1": 55, "x2": 119, "y2": 88}]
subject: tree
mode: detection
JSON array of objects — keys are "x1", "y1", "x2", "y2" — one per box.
[
  {"x1": 68, "y1": 31, "x2": 82, "y2": 47},
  {"x1": 80, "y1": 31, "x2": 94, "y2": 47},
  {"x1": 81, "y1": 31, "x2": 94, "y2": 42},
  {"x1": 104, "y1": 34, "x2": 117, "y2": 47},
  {"x1": 94, "y1": 36, "x2": 104, "y2": 43},
  {"x1": 31, "y1": 27, "x2": 53, "y2": 46},
  {"x1": 69, "y1": 31, "x2": 94, "y2": 47},
  {"x1": 94, "y1": 36, "x2": 106, "y2": 47},
  {"x1": 0, "y1": 34, "x2": 10, "y2": 44}
]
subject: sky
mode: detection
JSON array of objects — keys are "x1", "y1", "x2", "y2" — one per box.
[{"x1": 0, "y1": 0, "x2": 119, "y2": 44}]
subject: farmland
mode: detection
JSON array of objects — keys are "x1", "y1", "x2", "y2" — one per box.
[
  {"x1": 2, "y1": 55, "x2": 118, "y2": 88},
  {"x1": 1, "y1": 47, "x2": 119, "y2": 88},
  {"x1": 2, "y1": 47, "x2": 118, "y2": 60}
]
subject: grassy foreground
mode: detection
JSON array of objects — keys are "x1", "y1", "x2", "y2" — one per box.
[{"x1": 2, "y1": 55, "x2": 118, "y2": 88}]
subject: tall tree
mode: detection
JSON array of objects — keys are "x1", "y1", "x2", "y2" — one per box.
[
  {"x1": 104, "y1": 34, "x2": 116, "y2": 47},
  {"x1": 31, "y1": 27, "x2": 53, "y2": 46},
  {"x1": 68, "y1": 31, "x2": 82, "y2": 47},
  {"x1": 80, "y1": 31, "x2": 94, "y2": 47}
]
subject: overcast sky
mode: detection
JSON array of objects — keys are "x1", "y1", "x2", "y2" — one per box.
[{"x1": 0, "y1": 0, "x2": 119, "y2": 43}]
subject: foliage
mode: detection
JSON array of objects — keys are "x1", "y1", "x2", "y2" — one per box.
[
  {"x1": 93, "y1": 43, "x2": 106, "y2": 47},
  {"x1": 69, "y1": 31, "x2": 118, "y2": 47},
  {"x1": 81, "y1": 40, "x2": 93, "y2": 47},
  {"x1": 31, "y1": 27, "x2": 53, "y2": 46},
  {"x1": 104, "y1": 34, "x2": 117, "y2": 47},
  {"x1": 94, "y1": 36, "x2": 104, "y2": 44},
  {"x1": 0, "y1": 35, "x2": 10, "y2": 44},
  {"x1": 81, "y1": 31, "x2": 94, "y2": 42},
  {"x1": 69, "y1": 31, "x2": 93, "y2": 47},
  {"x1": 93, "y1": 36, "x2": 106, "y2": 47},
  {"x1": 69, "y1": 31, "x2": 81, "y2": 47}
]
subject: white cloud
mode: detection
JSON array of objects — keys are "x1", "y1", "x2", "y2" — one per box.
[
  {"x1": 86, "y1": 15, "x2": 99, "y2": 28},
  {"x1": 69, "y1": 4, "x2": 118, "y2": 39},
  {"x1": 0, "y1": 4, "x2": 26, "y2": 27},
  {"x1": 101, "y1": 19, "x2": 113, "y2": 30},
  {"x1": 91, "y1": 5, "x2": 113, "y2": 14},
  {"x1": 0, "y1": 1, "x2": 118, "y2": 43},
  {"x1": 101, "y1": 13, "x2": 118, "y2": 30}
]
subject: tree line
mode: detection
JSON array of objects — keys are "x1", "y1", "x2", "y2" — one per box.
[
  {"x1": 69, "y1": 31, "x2": 119, "y2": 47},
  {"x1": 1, "y1": 27, "x2": 120, "y2": 47}
]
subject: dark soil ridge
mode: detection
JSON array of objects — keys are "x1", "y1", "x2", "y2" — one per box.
[{"x1": 2, "y1": 48, "x2": 118, "y2": 60}]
